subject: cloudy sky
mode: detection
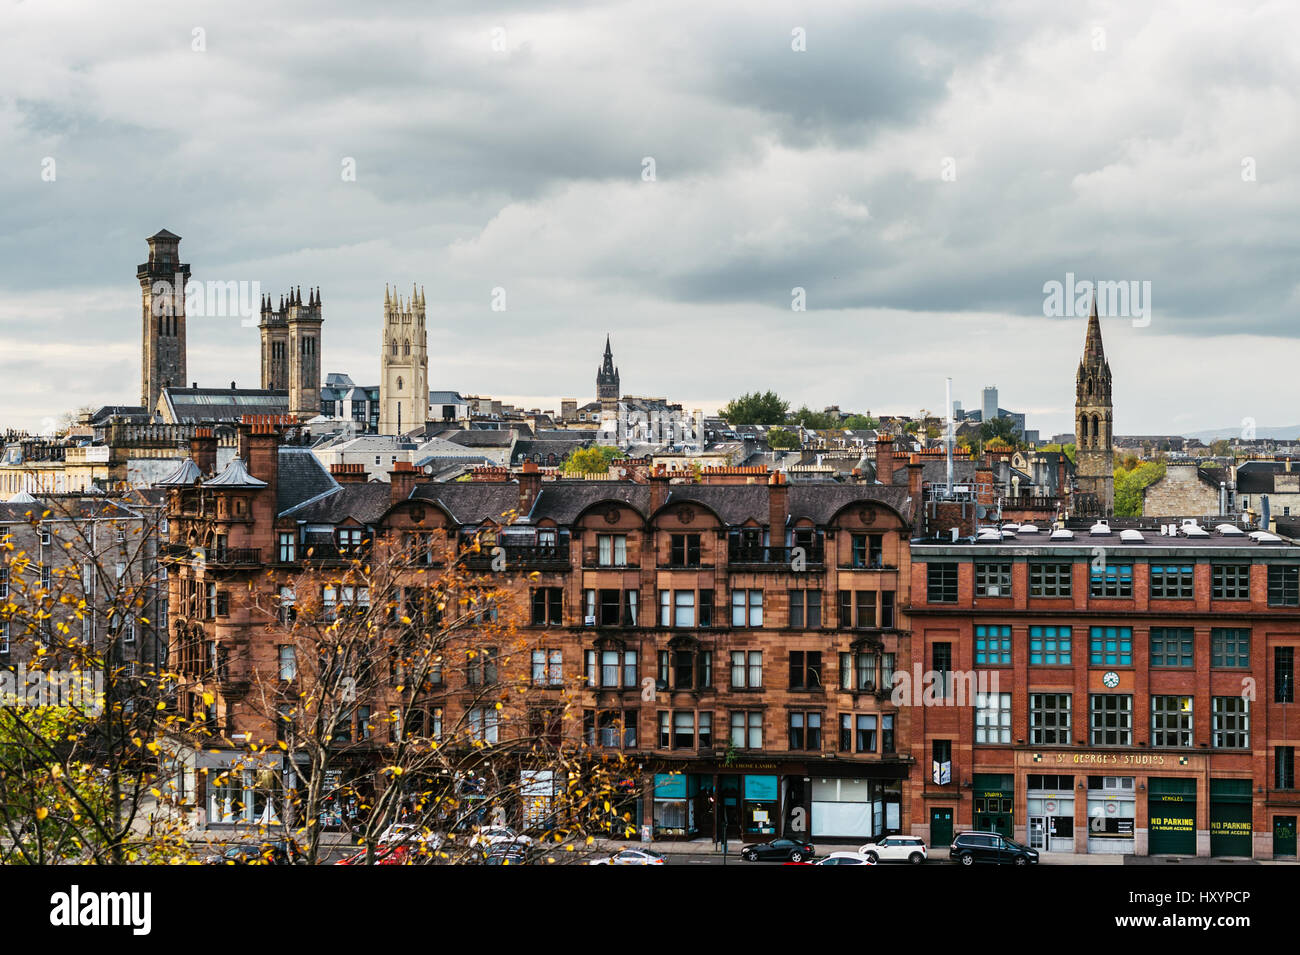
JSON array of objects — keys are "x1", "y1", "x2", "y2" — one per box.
[{"x1": 1, "y1": 0, "x2": 1297, "y2": 436}]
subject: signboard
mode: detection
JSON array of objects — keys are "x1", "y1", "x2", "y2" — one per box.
[{"x1": 933, "y1": 760, "x2": 951, "y2": 785}]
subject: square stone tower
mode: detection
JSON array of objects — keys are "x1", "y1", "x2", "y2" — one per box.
[{"x1": 138, "y1": 229, "x2": 190, "y2": 412}]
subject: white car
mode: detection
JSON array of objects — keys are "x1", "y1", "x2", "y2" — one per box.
[
  {"x1": 813, "y1": 851, "x2": 876, "y2": 866},
  {"x1": 376, "y1": 823, "x2": 442, "y2": 849},
  {"x1": 858, "y1": 835, "x2": 928, "y2": 864},
  {"x1": 589, "y1": 848, "x2": 667, "y2": 866},
  {"x1": 468, "y1": 825, "x2": 533, "y2": 848}
]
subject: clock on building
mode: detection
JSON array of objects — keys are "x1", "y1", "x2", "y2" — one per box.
[{"x1": 1102, "y1": 671, "x2": 1120, "y2": 688}]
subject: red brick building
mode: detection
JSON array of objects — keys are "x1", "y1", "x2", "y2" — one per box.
[{"x1": 908, "y1": 520, "x2": 1300, "y2": 859}]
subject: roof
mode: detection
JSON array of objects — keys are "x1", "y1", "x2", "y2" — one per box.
[
  {"x1": 156, "y1": 457, "x2": 202, "y2": 486},
  {"x1": 428, "y1": 391, "x2": 466, "y2": 404},
  {"x1": 287, "y1": 482, "x2": 393, "y2": 525},
  {"x1": 277, "y1": 447, "x2": 340, "y2": 516},
  {"x1": 205, "y1": 457, "x2": 268, "y2": 488},
  {"x1": 150, "y1": 228, "x2": 181, "y2": 240},
  {"x1": 161, "y1": 387, "x2": 289, "y2": 425}
]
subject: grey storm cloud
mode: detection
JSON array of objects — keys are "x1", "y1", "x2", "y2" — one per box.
[{"x1": 0, "y1": 0, "x2": 1297, "y2": 435}]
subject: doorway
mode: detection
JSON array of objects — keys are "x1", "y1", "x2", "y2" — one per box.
[
  {"x1": 1028, "y1": 816, "x2": 1046, "y2": 850},
  {"x1": 930, "y1": 807, "x2": 954, "y2": 847},
  {"x1": 1274, "y1": 816, "x2": 1297, "y2": 857}
]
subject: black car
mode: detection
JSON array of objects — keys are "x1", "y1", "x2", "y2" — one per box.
[
  {"x1": 949, "y1": 831, "x2": 1039, "y2": 866},
  {"x1": 482, "y1": 843, "x2": 532, "y2": 866},
  {"x1": 740, "y1": 838, "x2": 816, "y2": 863},
  {"x1": 204, "y1": 840, "x2": 302, "y2": 865}
]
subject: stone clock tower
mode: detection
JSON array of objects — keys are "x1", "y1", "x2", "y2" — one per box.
[{"x1": 139, "y1": 229, "x2": 190, "y2": 413}]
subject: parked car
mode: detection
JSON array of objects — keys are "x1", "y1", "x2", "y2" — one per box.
[
  {"x1": 482, "y1": 843, "x2": 532, "y2": 865},
  {"x1": 859, "y1": 835, "x2": 928, "y2": 865},
  {"x1": 335, "y1": 844, "x2": 411, "y2": 866},
  {"x1": 786, "y1": 851, "x2": 875, "y2": 866},
  {"x1": 376, "y1": 823, "x2": 443, "y2": 850},
  {"x1": 740, "y1": 838, "x2": 816, "y2": 863},
  {"x1": 468, "y1": 825, "x2": 534, "y2": 848},
  {"x1": 949, "y1": 831, "x2": 1039, "y2": 866},
  {"x1": 203, "y1": 840, "x2": 302, "y2": 865},
  {"x1": 589, "y1": 848, "x2": 667, "y2": 866}
]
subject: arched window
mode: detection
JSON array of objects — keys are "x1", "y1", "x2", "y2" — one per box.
[
  {"x1": 403, "y1": 339, "x2": 410, "y2": 356},
  {"x1": 397, "y1": 377, "x2": 403, "y2": 392}
]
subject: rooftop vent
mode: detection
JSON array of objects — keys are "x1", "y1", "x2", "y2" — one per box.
[
  {"x1": 1120, "y1": 529, "x2": 1144, "y2": 542},
  {"x1": 1215, "y1": 524, "x2": 1245, "y2": 536},
  {"x1": 1018, "y1": 523, "x2": 1040, "y2": 534},
  {"x1": 1049, "y1": 528, "x2": 1074, "y2": 540},
  {"x1": 1250, "y1": 531, "x2": 1283, "y2": 544},
  {"x1": 1184, "y1": 525, "x2": 1210, "y2": 537},
  {"x1": 1089, "y1": 520, "x2": 1112, "y2": 536}
]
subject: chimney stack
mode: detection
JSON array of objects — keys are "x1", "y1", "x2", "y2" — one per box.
[
  {"x1": 330, "y1": 462, "x2": 368, "y2": 484},
  {"x1": 390, "y1": 461, "x2": 420, "y2": 505},
  {"x1": 240, "y1": 414, "x2": 280, "y2": 487},
  {"x1": 519, "y1": 460, "x2": 542, "y2": 513},
  {"x1": 875, "y1": 434, "x2": 895, "y2": 485},
  {"x1": 189, "y1": 427, "x2": 218, "y2": 477},
  {"x1": 768, "y1": 471, "x2": 788, "y2": 548},
  {"x1": 649, "y1": 464, "x2": 671, "y2": 513}
]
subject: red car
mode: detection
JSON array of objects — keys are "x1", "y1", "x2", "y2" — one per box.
[{"x1": 335, "y1": 844, "x2": 411, "y2": 866}]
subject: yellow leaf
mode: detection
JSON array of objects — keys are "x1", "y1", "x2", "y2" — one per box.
[
  {"x1": 202, "y1": 692, "x2": 214, "y2": 706},
  {"x1": 35, "y1": 808, "x2": 48, "y2": 821}
]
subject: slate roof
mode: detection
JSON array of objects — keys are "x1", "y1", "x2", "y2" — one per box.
[
  {"x1": 287, "y1": 481, "x2": 392, "y2": 525},
  {"x1": 162, "y1": 387, "x2": 289, "y2": 424},
  {"x1": 205, "y1": 458, "x2": 268, "y2": 488},
  {"x1": 276, "y1": 447, "x2": 340, "y2": 516}
]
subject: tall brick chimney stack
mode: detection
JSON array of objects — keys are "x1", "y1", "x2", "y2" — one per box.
[
  {"x1": 649, "y1": 464, "x2": 671, "y2": 513},
  {"x1": 975, "y1": 462, "x2": 995, "y2": 508},
  {"x1": 519, "y1": 460, "x2": 542, "y2": 513},
  {"x1": 189, "y1": 427, "x2": 217, "y2": 477},
  {"x1": 241, "y1": 415, "x2": 280, "y2": 488},
  {"x1": 875, "y1": 434, "x2": 895, "y2": 485},
  {"x1": 768, "y1": 471, "x2": 788, "y2": 547},
  {"x1": 390, "y1": 461, "x2": 420, "y2": 505}
]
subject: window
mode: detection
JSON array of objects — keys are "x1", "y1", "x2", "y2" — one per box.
[
  {"x1": 975, "y1": 562, "x2": 1012, "y2": 597},
  {"x1": 882, "y1": 714, "x2": 894, "y2": 753},
  {"x1": 587, "y1": 588, "x2": 623, "y2": 627},
  {"x1": 1210, "y1": 628, "x2": 1249, "y2": 668},
  {"x1": 1090, "y1": 563, "x2": 1133, "y2": 597},
  {"x1": 839, "y1": 590, "x2": 877, "y2": 629},
  {"x1": 674, "y1": 711, "x2": 696, "y2": 749},
  {"x1": 597, "y1": 534, "x2": 627, "y2": 567},
  {"x1": 856, "y1": 715, "x2": 877, "y2": 752},
  {"x1": 928, "y1": 563, "x2": 958, "y2": 602},
  {"x1": 38, "y1": 527, "x2": 51, "y2": 546},
  {"x1": 1149, "y1": 564, "x2": 1194, "y2": 599},
  {"x1": 1212, "y1": 697, "x2": 1249, "y2": 749},
  {"x1": 1029, "y1": 562, "x2": 1073, "y2": 597},
  {"x1": 1030, "y1": 694, "x2": 1071, "y2": 745},
  {"x1": 1268, "y1": 566, "x2": 1299, "y2": 606},
  {"x1": 731, "y1": 589, "x2": 763, "y2": 627},
  {"x1": 0, "y1": 566, "x2": 7, "y2": 599},
  {"x1": 278, "y1": 532, "x2": 296, "y2": 562},
  {"x1": 532, "y1": 650, "x2": 563, "y2": 687},
  {"x1": 468, "y1": 707, "x2": 499, "y2": 744},
  {"x1": 1029, "y1": 625, "x2": 1071, "y2": 665},
  {"x1": 974, "y1": 625, "x2": 1011, "y2": 665},
  {"x1": 789, "y1": 651, "x2": 822, "y2": 690},
  {"x1": 731, "y1": 711, "x2": 763, "y2": 749},
  {"x1": 356, "y1": 706, "x2": 372, "y2": 741},
  {"x1": 1151, "y1": 696, "x2": 1193, "y2": 747},
  {"x1": 467, "y1": 647, "x2": 499, "y2": 686},
  {"x1": 1150, "y1": 628, "x2": 1194, "y2": 667},
  {"x1": 1090, "y1": 694, "x2": 1132, "y2": 746},
  {"x1": 0, "y1": 621, "x2": 8, "y2": 655},
  {"x1": 932, "y1": 642, "x2": 953, "y2": 698},
  {"x1": 881, "y1": 653, "x2": 895, "y2": 691},
  {"x1": 932, "y1": 740, "x2": 953, "y2": 784},
  {"x1": 839, "y1": 714, "x2": 853, "y2": 752},
  {"x1": 337, "y1": 528, "x2": 364, "y2": 554},
  {"x1": 1089, "y1": 626, "x2": 1132, "y2": 666},
  {"x1": 974, "y1": 692, "x2": 1011, "y2": 744},
  {"x1": 531, "y1": 587, "x2": 563, "y2": 626},
  {"x1": 839, "y1": 652, "x2": 877, "y2": 692},
  {"x1": 1276, "y1": 747, "x2": 1295, "y2": 790},
  {"x1": 673, "y1": 591, "x2": 695, "y2": 628},
  {"x1": 1276, "y1": 646, "x2": 1295, "y2": 704},
  {"x1": 278, "y1": 646, "x2": 297, "y2": 681},
  {"x1": 849, "y1": 533, "x2": 884, "y2": 568},
  {"x1": 669, "y1": 534, "x2": 701, "y2": 566},
  {"x1": 788, "y1": 590, "x2": 822, "y2": 629},
  {"x1": 881, "y1": 591, "x2": 895, "y2": 628},
  {"x1": 1211, "y1": 564, "x2": 1250, "y2": 600},
  {"x1": 789, "y1": 712, "x2": 822, "y2": 750},
  {"x1": 731, "y1": 651, "x2": 762, "y2": 689}
]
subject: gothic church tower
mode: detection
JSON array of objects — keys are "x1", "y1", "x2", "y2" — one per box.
[
  {"x1": 1075, "y1": 294, "x2": 1114, "y2": 514},
  {"x1": 596, "y1": 335, "x2": 620, "y2": 400},
  {"x1": 139, "y1": 229, "x2": 190, "y2": 412},
  {"x1": 379, "y1": 285, "x2": 428, "y2": 436}
]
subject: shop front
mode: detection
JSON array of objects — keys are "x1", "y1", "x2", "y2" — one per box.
[
  {"x1": 1147, "y1": 777, "x2": 1196, "y2": 856},
  {"x1": 652, "y1": 773, "x2": 694, "y2": 838},
  {"x1": 1086, "y1": 775, "x2": 1136, "y2": 854},
  {"x1": 1208, "y1": 778, "x2": 1251, "y2": 857},
  {"x1": 973, "y1": 773, "x2": 1014, "y2": 839},
  {"x1": 810, "y1": 777, "x2": 903, "y2": 839},
  {"x1": 1026, "y1": 774, "x2": 1074, "y2": 852}
]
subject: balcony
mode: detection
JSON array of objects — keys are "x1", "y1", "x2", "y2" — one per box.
[
  {"x1": 728, "y1": 544, "x2": 824, "y2": 570},
  {"x1": 209, "y1": 547, "x2": 261, "y2": 568},
  {"x1": 462, "y1": 541, "x2": 571, "y2": 572}
]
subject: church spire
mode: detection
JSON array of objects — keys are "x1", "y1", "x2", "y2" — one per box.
[{"x1": 1083, "y1": 288, "x2": 1105, "y2": 365}]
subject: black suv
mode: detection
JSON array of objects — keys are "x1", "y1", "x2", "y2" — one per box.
[{"x1": 949, "y1": 831, "x2": 1039, "y2": 866}]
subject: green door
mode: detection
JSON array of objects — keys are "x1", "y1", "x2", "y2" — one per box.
[
  {"x1": 1209, "y1": 780, "x2": 1252, "y2": 857},
  {"x1": 930, "y1": 807, "x2": 954, "y2": 846},
  {"x1": 1148, "y1": 778, "x2": 1196, "y2": 855},
  {"x1": 1274, "y1": 816, "x2": 1297, "y2": 857}
]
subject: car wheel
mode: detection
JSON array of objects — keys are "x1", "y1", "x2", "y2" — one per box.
[
  {"x1": 908, "y1": 852, "x2": 924, "y2": 865},
  {"x1": 742, "y1": 850, "x2": 757, "y2": 862},
  {"x1": 1014, "y1": 856, "x2": 1028, "y2": 866},
  {"x1": 958, "y1": 852, "x2": 974, "y2": 866},
  {"x1": 789, "y1": 851, "x2": 804, "y2": 863},
  {"x1": 864, "y1": 851, "x2": 879, "y2": 863}
]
